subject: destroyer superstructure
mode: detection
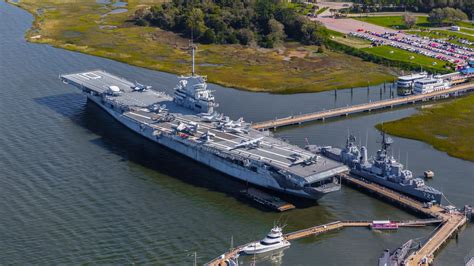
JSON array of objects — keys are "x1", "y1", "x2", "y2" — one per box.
[
  {"x1": 60, "y1": 67, "x2": 348, "y2": 200},
  {"x1": 307, "y1": 132, "x2": 443, "y2": 203}
]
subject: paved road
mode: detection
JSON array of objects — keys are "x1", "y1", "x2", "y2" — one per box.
[
  {"x1": 316, "y1": 1, "x2": 353, "y2": 17},
  {"x1": 314, "y1": 16, "x2": 397, "y2": 34}
]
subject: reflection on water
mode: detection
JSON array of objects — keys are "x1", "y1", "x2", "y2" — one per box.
[{"x1": 240, "y1": 247, "x2": 288, "y2": 265}]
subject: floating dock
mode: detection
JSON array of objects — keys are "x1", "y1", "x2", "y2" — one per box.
[
  {"x1": 251, "y1": 82, "x2": 474, "y2": 130},
  {"x1": 240, "y1": 187, "x2": 295, "y2": 212},
  {"x1": 207, "y1": 173, "x2": 469, "y2": 266},
  {"x1": 341, "y1": 174, "x2": 468, "y2": 266},
  {"x1": 207, "y1": 218, "x2": 442, "y2": 266}
]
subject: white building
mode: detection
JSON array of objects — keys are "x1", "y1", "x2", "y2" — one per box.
[{"x1": 413, "y1": 78, "x2": 451, "y2": 94}]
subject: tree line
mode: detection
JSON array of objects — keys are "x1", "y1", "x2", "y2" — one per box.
[
  {"x1": 133, "y1": 0, "x2": 328, "y2": 48},
  {"x1": 352, "y1": 0, "x2": 473, "y2": 15},
  {"x1": 400, "y1": 7, "x2": 468, "y2": 29}
]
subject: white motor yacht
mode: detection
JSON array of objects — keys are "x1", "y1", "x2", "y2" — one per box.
[{"x1": 241, "y1": 226, "x2": 290, "y2": 255}]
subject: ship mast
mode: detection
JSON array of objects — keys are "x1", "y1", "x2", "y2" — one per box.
[{"x1": 192, "y1": 44, "x2": 195, "y2": 76}]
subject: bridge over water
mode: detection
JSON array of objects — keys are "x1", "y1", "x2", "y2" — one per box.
[{"x1": 251, "y1": 83, "x2": 474, "y2": 130}]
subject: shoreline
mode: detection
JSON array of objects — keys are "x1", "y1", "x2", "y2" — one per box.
[
  {"x1": 376, "y1": 93, "x2": 474, "y2": 163},
  {"x1": 9, "y1": 0, "x2": 395, "y2": 94}
]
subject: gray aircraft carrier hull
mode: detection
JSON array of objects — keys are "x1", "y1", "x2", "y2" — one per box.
[
  {"x1": 86, "y1": 94, "x2": 329, "y2": 200},
  {"x1": 60, "y1": 70, "x2": 348, "y2": 200}
]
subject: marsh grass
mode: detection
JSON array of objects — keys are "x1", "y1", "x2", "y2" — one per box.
[
  {"x1": 377, "y1": 94, "x2": 474, "y2": 162},
  {"x1": 11, "y1": 0, "x2": 395, "y2": 94}
]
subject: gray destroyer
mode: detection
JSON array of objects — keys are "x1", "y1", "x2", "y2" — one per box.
[
  {"x1": 307, "y1": 132, "x2": 443, "y2": 203},
  {"x1": 59, "y1": 52, "x2": 348, "y2": 200}
]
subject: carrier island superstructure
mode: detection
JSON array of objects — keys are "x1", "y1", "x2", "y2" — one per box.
[{"x1": 59, "y1": 67, "x2": 348, "y2": 200}]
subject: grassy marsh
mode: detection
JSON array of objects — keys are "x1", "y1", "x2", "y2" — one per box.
[
  {"x1": 9, "y1": 0, "x2": 395, "y2": 94},
  {"x1": 377, "y1": 94, "x2": 474, "y2": 162}
]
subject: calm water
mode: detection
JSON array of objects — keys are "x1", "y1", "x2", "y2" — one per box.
[{"x1": 1, "y1": 2, "x2": 472, "y2": 265}]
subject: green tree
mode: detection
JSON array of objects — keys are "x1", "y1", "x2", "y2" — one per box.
[
  {"x1": 200, "y1": 28, "x2": 216, "y2": 44},
  {"x1": 403, "y1": 13, "x2": 417, "y2": 28},
  {"x1": 185, "y1": 8, "x2": 206, "y2": 39},
  {"x1": 267, "y1": 18, "x2": 285, "y2": 46},
  {"x1": 137, "y1": 0, "x2": 330, "y2": 48},
  {"x1": 255, "y1": 0, "x2": 277, "y2": 31},
  {"x1": 428, "y1": 8, "x2": 446, "y2": 25},
  {"x1": 237, "y1": 28, "x2": 254, "y2": 45},
  {"x1": 301, "y1": 21, "x2": 326, "y2": 45},
  {"x1": 445, "y1": 8, "x2": 468, "y2": 24}
]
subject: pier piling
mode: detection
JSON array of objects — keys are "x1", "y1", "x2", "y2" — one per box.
[{"x1": 251, "y1": 83, "x2": 474, "y2": 130}]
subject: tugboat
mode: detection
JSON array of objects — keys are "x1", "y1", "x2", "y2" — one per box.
[
  {"x1": 241, "y1": 226, "x2": 290, "y2": 254},
  {"x1": 307, "y1": 132, "x2": 443, "y2": 204}
]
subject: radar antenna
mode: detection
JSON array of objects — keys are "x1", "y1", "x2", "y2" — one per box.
[{"x1": 380, "y1": 131, "x2": 393, "y2": 151}]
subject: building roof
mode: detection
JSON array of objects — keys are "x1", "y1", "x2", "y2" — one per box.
[{"x1": 461, "y1": 67, "x2": 474, "y2": 75}]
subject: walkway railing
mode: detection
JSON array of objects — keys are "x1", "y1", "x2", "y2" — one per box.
[{"x1": 252, "y1": 82, "x2": 474, "y2": 130}]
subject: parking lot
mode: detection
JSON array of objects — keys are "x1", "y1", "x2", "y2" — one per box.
[{"x1": 314, "y1": 17, "x2": 474, "y2": 66}]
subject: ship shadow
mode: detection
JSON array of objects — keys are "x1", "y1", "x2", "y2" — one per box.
[{"x1": 35, "y1": 93, "x2": 319, "y2": 209}]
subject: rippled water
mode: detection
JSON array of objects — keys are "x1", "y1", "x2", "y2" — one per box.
[{"x1": 1, "y1": 2, "x2": 472, "y2": 265}]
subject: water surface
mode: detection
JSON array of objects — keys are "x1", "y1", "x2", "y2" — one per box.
[{"x1": 0, "y1": 2, "x2": 472, "y2": 265}]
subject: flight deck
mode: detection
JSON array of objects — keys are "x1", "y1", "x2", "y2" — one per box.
[{"x1": 60, "y1": 70, "x2": 349, "y2": 195}]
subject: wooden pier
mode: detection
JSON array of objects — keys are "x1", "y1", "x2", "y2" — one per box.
[
  {"x1": 342, "y1": 174, "x2": 468, "y2": 266},
  {"x1": 207, "y1": 217, "x2": 442, "y2": 266},
  {"x1": 207, "y1": 174, "x2": 469, "y2": 266},
  {"x1": 251, "y1": 82, "x2": 474, "y2": 130}
]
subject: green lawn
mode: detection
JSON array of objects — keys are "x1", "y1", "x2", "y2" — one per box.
[
  {"x1": 456, "y1": 21, "x2": 474, "y2": 29},
  {"x1": 460, "y1": 28, "x2": 474, "y2": 35},
  {"x1": 378, "y1": 93, "x2": 474, "y2": 162},
  {"x1": 355, "y1": 16, "x2": 431, "y2": 29},
  {"x1": 435, "y1": 30, "x2": 474, "y2": 42},
  {"x1": 361, "y1": 45, "x2": 447, "y2": 71},
  {"x1": 286, "y1": 2, "x2": 315, "y2": 15},
  {"x1": 317, "y1": 7, "x2": 329, "y2": 15}
]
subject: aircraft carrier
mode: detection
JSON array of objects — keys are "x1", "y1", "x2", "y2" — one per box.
[{"x1": 59, "y1": 53, "x2": 348, "y2": 200}]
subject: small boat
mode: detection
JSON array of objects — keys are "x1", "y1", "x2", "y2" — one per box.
[
  {"x1": 424, "y1": 170, "x2": 434, "y2": 179},
  {"x1": 370, "y1": 220, "x2": 399, "y2": 230},
  {"x1": 241, "y1": 226, "x2": 290, "y2": 254}
]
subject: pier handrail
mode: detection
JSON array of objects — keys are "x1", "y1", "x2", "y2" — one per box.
[{"x1": 252, "y1": 82, "x2": 474, "y2": 129}]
